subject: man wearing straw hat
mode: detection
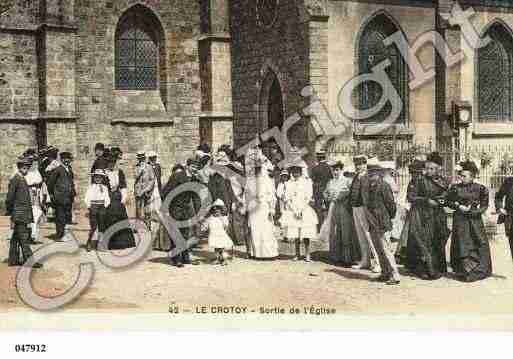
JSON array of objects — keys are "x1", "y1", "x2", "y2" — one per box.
[
  {"x1": 366, "y1": 163, "x2": 400, "y2": 284},
  {"x1": 349, "y1": 155, "x2": 381, "y2": 273}
]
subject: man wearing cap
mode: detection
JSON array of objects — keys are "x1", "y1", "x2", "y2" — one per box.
[
  {"x1": 349, "y1": 155, "x2": 381, "y2": 272},
  {"x1": 46, "y1": 152, "x2": 76, "y2": 241},
  {"x1": 5, "y1": 156, "x2": 42, "y2": 268},
  {"x1": 134, "y1": 151, "x2": 156, "y2": 227},
  {"x1": 309, "y1": 148, "x2": 333, "y2": 231}
]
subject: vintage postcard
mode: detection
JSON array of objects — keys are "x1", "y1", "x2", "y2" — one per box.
[{"x1": 2, "y1": 0, "x2": 513, "y2": 338}]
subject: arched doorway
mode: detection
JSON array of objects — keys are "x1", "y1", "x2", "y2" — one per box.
[
  {"x1": 267, "y1": 76, "x2": 284, "y2": 130},
  {"x1": 260, "y1": 69, "x2": 284, "y2": 132},
  {"x1": 259, "y1": 69, "x2": 285, "y2": 159}
]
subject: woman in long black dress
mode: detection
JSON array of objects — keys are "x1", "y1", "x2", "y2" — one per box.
[
  {"x1": 447, "y1": 160, "x2": 492, "y2": 282},
  {"x1": 405, "y1": 153, "x2": 450, "y2": 280},
  {"x1": 103, "y1": 152, "x2": 136, "y2": 250}
]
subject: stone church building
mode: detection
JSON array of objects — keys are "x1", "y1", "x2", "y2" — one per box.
[{"x1": 1, "y1": 0, "x2": 513, "y2": 194}]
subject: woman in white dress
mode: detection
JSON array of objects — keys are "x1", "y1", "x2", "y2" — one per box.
[
  {"x1": 286, "y1": 164, "x2": 319, "y2": 262},
  {"x1": 243, "y1": 152, "x2": 278, "y2": 259}
]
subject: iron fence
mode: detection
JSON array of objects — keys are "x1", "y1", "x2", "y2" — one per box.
[{"x1": 326, "y1": 139, "x2": 513, "y2": 204}]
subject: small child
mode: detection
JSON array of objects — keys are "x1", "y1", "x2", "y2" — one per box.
[
  {"x1": 84, "y1": 169, "x2": 110, "y2": 251},
  {"x1": 205, "y1": 199, "x2": 233, "y2": 265}
]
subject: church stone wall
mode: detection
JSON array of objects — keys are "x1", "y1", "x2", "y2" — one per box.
[{"x1": 230, "y1": 0, "x2": 310, "y2": 149}]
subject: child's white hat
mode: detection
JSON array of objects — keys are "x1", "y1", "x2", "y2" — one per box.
[
  {"x1": 91, "y1": 169, "x2": 107, "y2": 177},
  {"x1": 212, "y1": 198, "x2": 225, "y2": 208}
]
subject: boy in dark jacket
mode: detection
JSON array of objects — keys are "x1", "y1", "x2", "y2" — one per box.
[
  {"x1": 6, "y1": 156, "x2": 42, "y2": 268},
  {"x1": 367, "y1": 164, "x2": 400, "y2": 285}
]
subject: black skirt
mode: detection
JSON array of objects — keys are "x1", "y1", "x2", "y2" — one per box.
[{"x1": 104, "y1": 191, "x2": 136, "y2": 250}]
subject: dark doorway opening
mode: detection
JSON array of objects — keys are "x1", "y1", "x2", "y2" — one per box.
[{"x1": 267, "y1": 76, "x2": 284, "y2": 131}]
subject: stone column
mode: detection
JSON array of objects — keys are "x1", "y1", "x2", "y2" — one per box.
[
  {"x1": 199, "y1": 0, "x2": 233, "y2": 151},
  {"x1": 38, "y1": 0, "x2": 82, "y2": 199},
  {"x1": 305, "y1": 1, "x2": 332, "y2": 154}
]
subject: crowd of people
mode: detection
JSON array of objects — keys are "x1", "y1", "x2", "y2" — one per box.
[{"x1": 5, "y1": 140, "x2": 513, "y2": 285}]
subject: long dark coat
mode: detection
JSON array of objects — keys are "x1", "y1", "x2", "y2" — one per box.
[
  {"x1": 447, "y1": 182, "x2": 492, "y2": 282},
  {"x1": 349, "y1": 173, "x2": 371, "y2": 208},
  {"x1": 159, "y1": 170, "x2": 198, "y2": 252},
  {"x1": 366, "y1": 178, "x2": 397, "y2": 235},
  {"x1": 46, "y1": 165, "x2": 76, "y2": 206},
  {"x1": 91, "y1": 156, "x2": 109, "y2": 174},
  {"x1": 5, "y1": 173, "x2": 33, "y2": 224},
  {"x1": 208, "y1": 171, "x2": 235, "y2": 212},
  {"x1": 405, "y1": 175, "x2": 450, "y2": 279}
]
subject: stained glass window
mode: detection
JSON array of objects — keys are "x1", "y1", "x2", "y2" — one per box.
[
  {"x1": 115, "y1": 9, "x2": 159, "y2": 90},
  {"x1": 478, "y1": 23, "x2": 513, "y2": 122},
  {"x1": 358, "y1": 14, "x2": 408, "y2": 124}
]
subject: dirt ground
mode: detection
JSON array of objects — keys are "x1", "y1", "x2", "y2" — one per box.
[{"x1": 1, "y1": 213, "x2": 513, "y2": 316}]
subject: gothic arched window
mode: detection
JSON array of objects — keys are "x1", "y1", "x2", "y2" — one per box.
[
  {"x1": 115, "y1": 5, "x2": 162, "y2": 90},
  {"x1": 478, "y1": 22, "x2": 513, "y2": 122},
  {"x1": 358, "y1": 13, "x2": 408, "y2": 124}
]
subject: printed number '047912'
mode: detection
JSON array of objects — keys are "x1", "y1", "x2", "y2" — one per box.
[{"x1": 14, "y1": 344, "x2": 47, "y2": 353}]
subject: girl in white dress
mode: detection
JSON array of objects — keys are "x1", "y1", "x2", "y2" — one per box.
[
  {"x1": 286, "y1": 165, "x2": 319, "y2": 262},
  {"x1": 205, "y1": 199, "x2": 233, "y2": 265}
]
